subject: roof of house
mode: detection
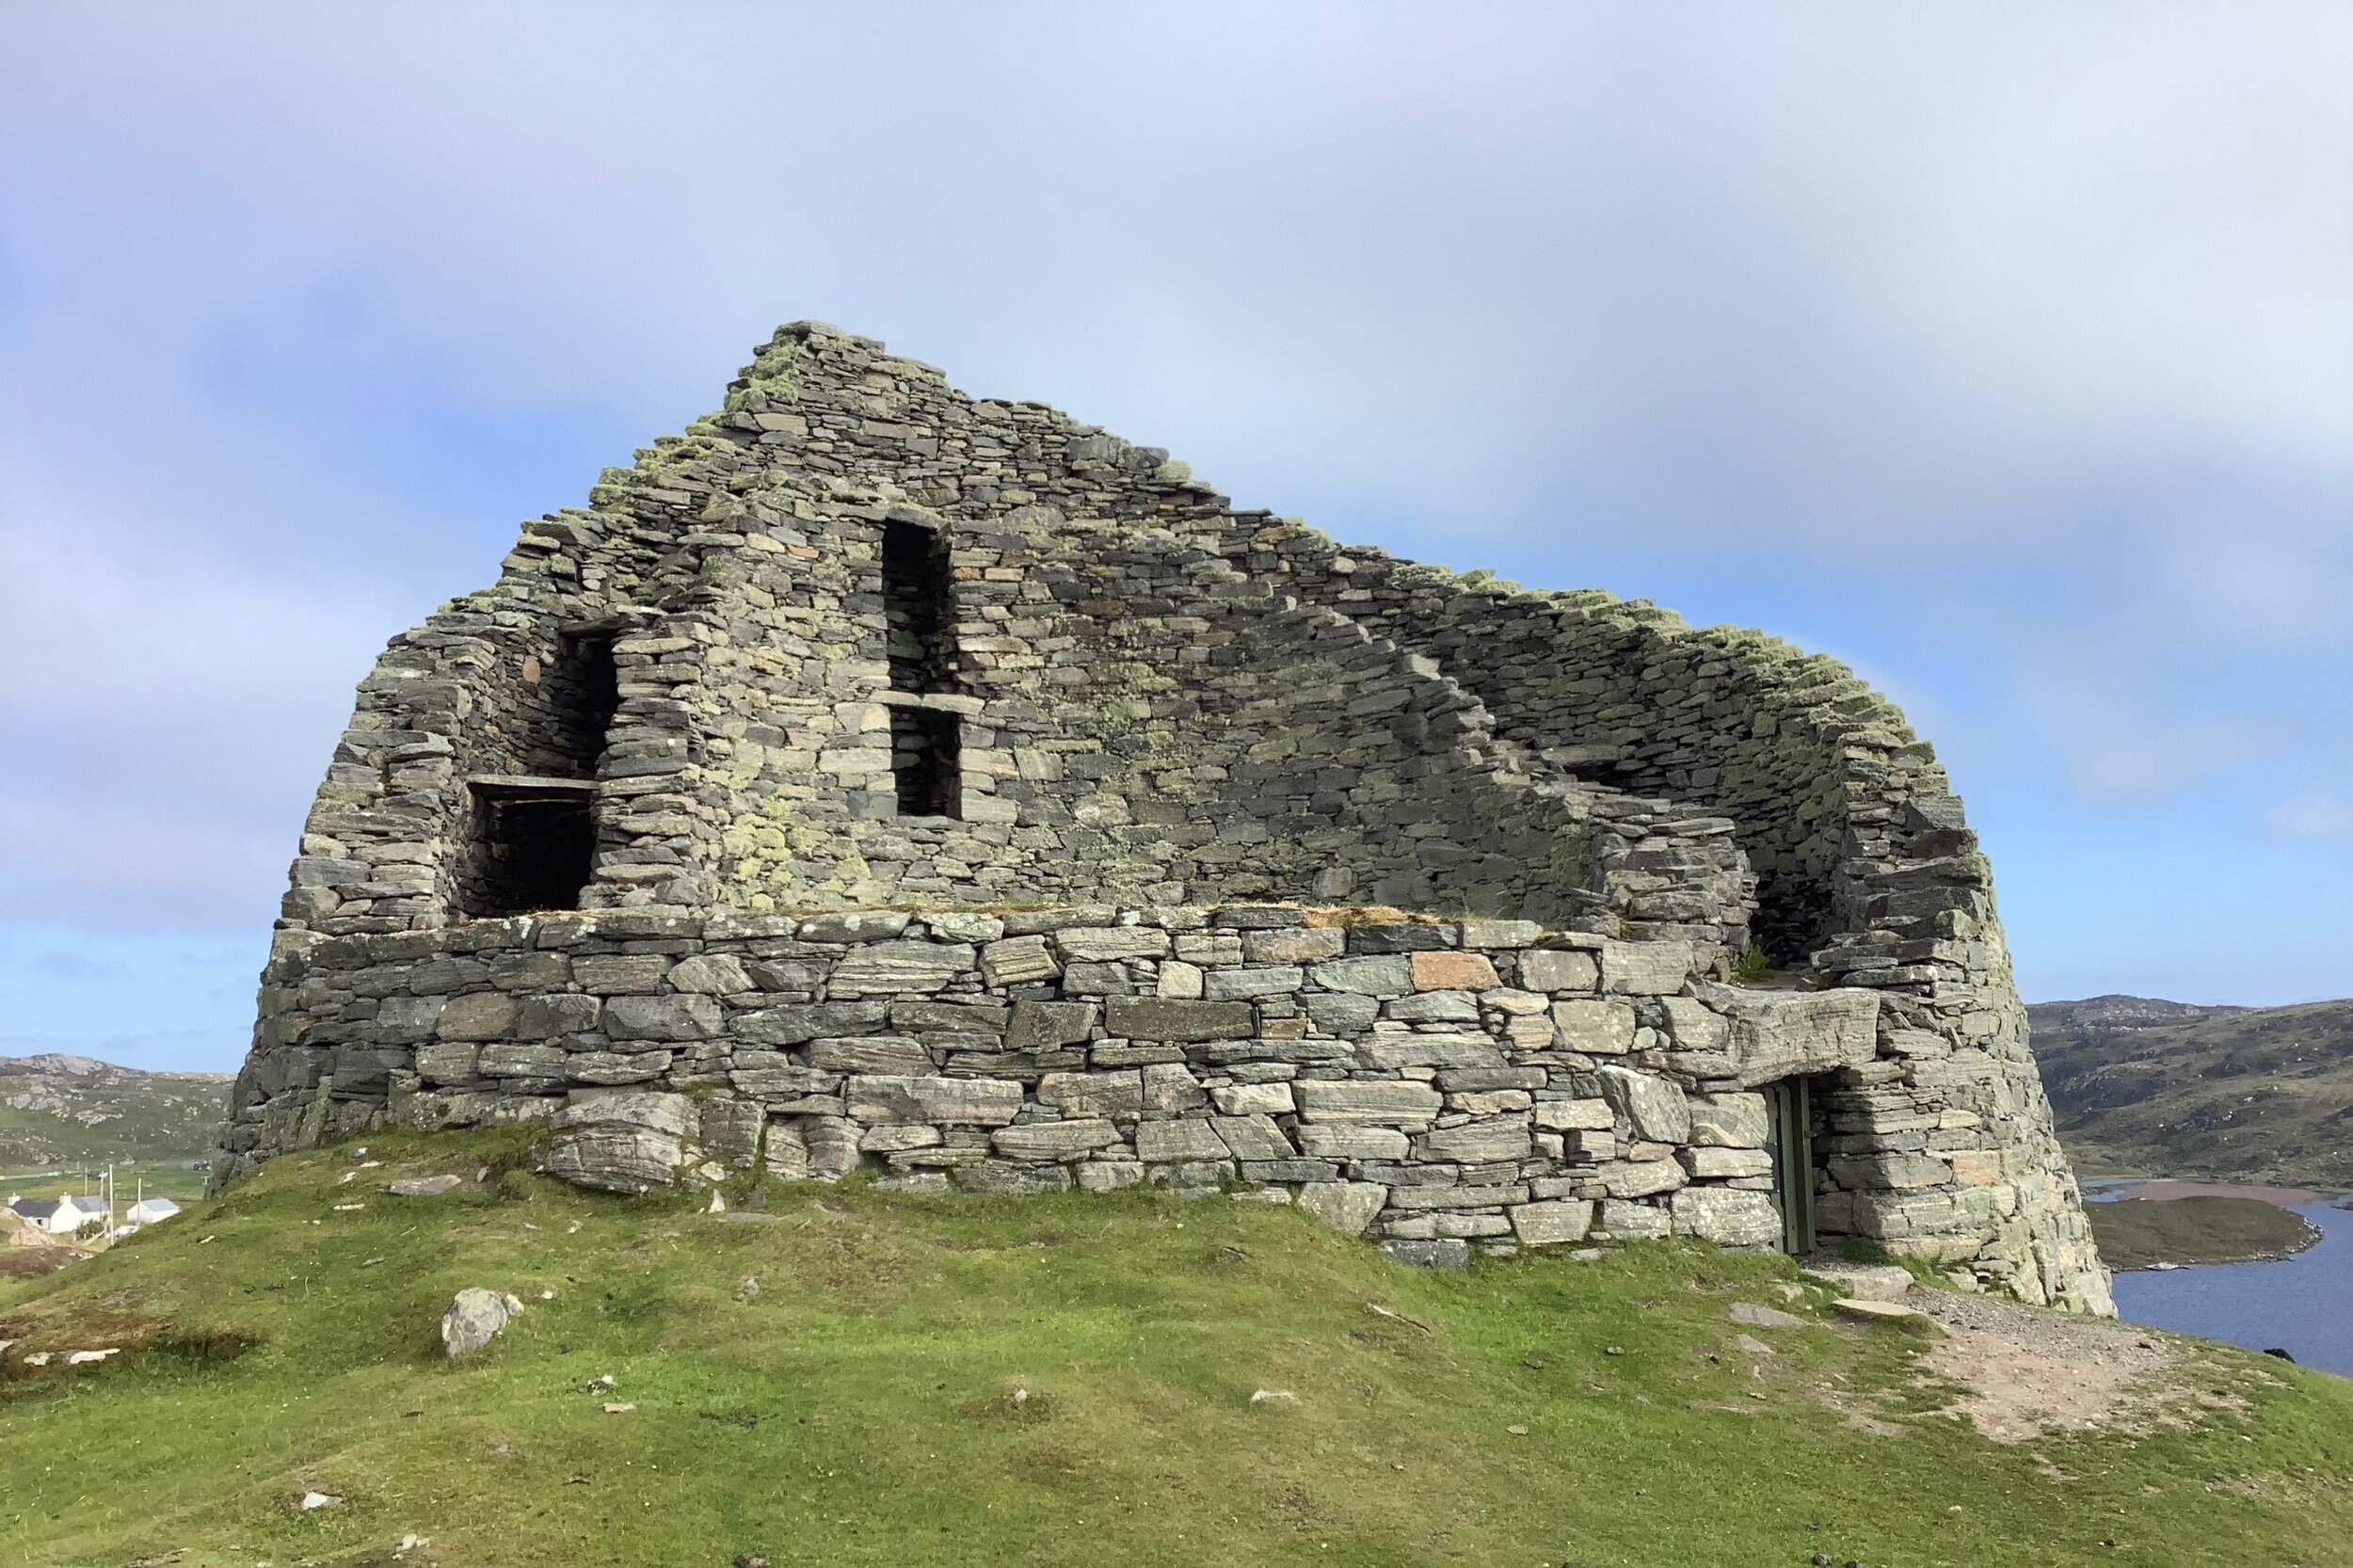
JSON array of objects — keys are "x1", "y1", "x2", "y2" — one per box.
[{"x1": 8, "y1": 1194, "x2": 103, "y2": 1222}]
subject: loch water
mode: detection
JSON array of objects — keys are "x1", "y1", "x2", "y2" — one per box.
[{"x1": 2097, "y1": 1187, "x2": 2353, "y2": 1378}]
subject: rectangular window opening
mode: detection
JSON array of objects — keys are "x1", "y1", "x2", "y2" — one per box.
[
  {"x1": 881, "y1": 519, "x2": 955, "y2": 693},
  {"x1": 461, "y1": 627, "x2": 617, "y2": 919},
  {"x1": 468, "y1": 782, "x2": 595, "y2": 915},
  {"x1": 891, "y1": 706, "x2": 961, "y2": 819}
]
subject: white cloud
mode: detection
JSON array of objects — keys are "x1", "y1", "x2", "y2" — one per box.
[
  {"x1": 2266, "y1": 794, "x2": 2353, "y2": 843},
  {"x1": 0, "y1": 483, "x2": 405, "y2": 929},
  {"x1": 0, "y1": 0, "x2": 2347, "y2": 999}
]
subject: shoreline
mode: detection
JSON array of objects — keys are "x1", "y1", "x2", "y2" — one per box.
[{"x1": 2108, "y1": 1180, "x2": 2332, "y2": 1208}]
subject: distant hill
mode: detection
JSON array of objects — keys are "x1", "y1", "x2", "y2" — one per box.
[
  {"x1": 0, "y1": 1052, "x2": 231, "y2": 1174},
  {"x1": 2029, "y1": 995, "x2": 2353, "y2": 1189}
]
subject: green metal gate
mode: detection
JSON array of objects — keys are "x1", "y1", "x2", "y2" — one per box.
[{"x1": 1768, "y1": 1076, "x2": 1816, "y2": 1256}]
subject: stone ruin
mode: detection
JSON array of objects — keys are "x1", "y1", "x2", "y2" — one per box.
[{"x1": 220, "y1": 321, "x2": 2112, "y2": 1313}]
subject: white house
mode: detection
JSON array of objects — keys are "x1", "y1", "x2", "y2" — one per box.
[
  {"x1": 5, "y1": 1193, "x2": 107, "y2": 1236},
  {"x1": 125, "y1": 1197, "x2": 181, "y2": 1226}
]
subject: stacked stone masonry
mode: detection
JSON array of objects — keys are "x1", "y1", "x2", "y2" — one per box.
[{"x1": 224, "y1": 322, "x2": 2110, "y2": 1314}]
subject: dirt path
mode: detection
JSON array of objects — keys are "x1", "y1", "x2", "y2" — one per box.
[{"x1": 1911, "y1": 1291, "x2": 2213, "y2": 1444}]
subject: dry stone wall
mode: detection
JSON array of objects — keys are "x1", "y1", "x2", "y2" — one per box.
[
  {"x1": 281, "y1": 326, "x2": 1753, "y2": 957},
  {"x1": 233, "y1": 321, "x2": 2110, "y2": 1313},
  {"x1": 1185, "y1": 521, "x2": 2106, "y2": 1310},
  {"x1": 229, "y1": 904, "x2": 1892, "y2": 1266}
]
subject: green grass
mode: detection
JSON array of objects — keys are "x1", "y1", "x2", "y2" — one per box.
[{"x1": 5, "y1": 1130, "x2": 2352, "y2": 1568}]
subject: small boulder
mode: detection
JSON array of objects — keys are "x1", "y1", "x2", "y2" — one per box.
[
  {"x1": 1799, "y1": 1259, "x2": 1913, "y2": 1303},
  {"x1": 389, "y1": 1174, "x2": 462, "y2": 1198},
  {"x1": 1380, "y1": 1238, "x2": 1471, "y2": 1270},
  {"x1": 1830, "y1": 1297, "x2": 1928, "y2": 1324},
  {"x1": 440, "y1": 1288, "x2": 512, "y2": 1357},
  {"x1": 1726, "y1": 1302, "x2": 1807, "y2": 1330},
  {"x1": 545, "y1": 1090, "x2": 693, "y2": 1193}
]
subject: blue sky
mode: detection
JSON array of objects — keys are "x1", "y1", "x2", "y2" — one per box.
[{"x1": 2, "y1": 3, "x2": 2348, "y2": 1072}]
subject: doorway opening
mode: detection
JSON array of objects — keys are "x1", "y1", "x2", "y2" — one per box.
[
  {"x1": 890, "y1": 705, "x2": 961, "y2": 819},
  {"x1": 882, "y1": 520, "x2": 955, "y2": 693},
  {"x1": 1766, "y1": 1075, "x2": 1824, "y2": 1255}
]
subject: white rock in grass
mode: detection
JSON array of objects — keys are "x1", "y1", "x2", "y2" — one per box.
[{"x1": 440, "y1": 1288, "x2": 512, "y2": 1357}]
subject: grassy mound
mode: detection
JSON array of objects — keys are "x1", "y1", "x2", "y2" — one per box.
[
  {"x1": 5, "y1": 1131, "x2": 2352, "y2": 1568},
  {"x1": 2089, "y1": 1197, "x2": 2322, "y2": 1271}
]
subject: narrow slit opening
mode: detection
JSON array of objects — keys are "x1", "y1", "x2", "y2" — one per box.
[
  {"x1": 550, "y1": 629, "x2": 620, "y2": 774},
  {"x1": 891, "y1": 706, "x2": 961, "y2": 819},
  {"x1": 882, "y1": 520, "x2": 954, "y2": 693}
]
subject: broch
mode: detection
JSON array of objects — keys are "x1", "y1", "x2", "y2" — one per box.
[{"x1": 216, "y1": 323, "x2": 2111, "y2": 1314}]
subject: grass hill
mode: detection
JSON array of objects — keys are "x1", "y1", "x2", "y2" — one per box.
[
  {"x1": 7, "y1": 1130, "x2": 2353, "y2": 1567},
  {"x1": 2029, "y1": 996, "x2": 2353, "y2": 1188},
  {"x1": 1, "y1": 1052, "x2": 230, "y2": 1203}
]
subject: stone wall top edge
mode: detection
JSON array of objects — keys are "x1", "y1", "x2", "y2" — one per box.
[
  {"x1": 284, "y1": 902, "x2": 1642, "y2": 952},
  {"x1": 462, "y1": 318, "x2": 1918, "y2": 776},
  {"x1": 632, "y1": 326, "x2": 1939, "y2": 796},
  {"x1": 487, "y1": 329, "x2": 1846, "y2": 708},
  {"x1": 1245, "y1": 519, "x2": 1929, "y2": 756},
  {"x1": 420, "y1": 323, "x2": 1963, "y2": 892}
]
